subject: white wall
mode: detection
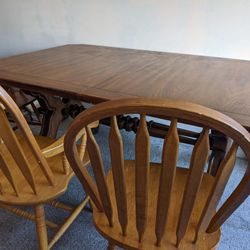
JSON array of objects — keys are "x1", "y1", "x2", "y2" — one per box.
[{"x1": 1, "y1": 0, "x2": 250, "y2": 59}]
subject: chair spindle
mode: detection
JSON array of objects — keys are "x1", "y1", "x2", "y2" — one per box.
[
  {"x1": 194, "y1": 143, "x2": 238, "y2": 242},
  {"x1": 86, "y1": 126, "x2": 113, "y2": 226},
  {"x1": 0, "y1": 149, "x2": 19, "y2": 196},
  {"x1": 155, "y1": 119, "x2": 179, "y2": 246},
  {"x1": 0, "y1": 107, "x2": 37, "y2": 194},
  {"x1": 109, "y1": 116, "x2": 128, "y2": 235},
  {"x1": 176, "y1": 128, "x2": 210, "y2": 247},
  {"x1": 79, "y1": 132, "x2": 87, "y2": 161},
  {"x1": 135, "y1": 115, "x2": 150, "y2": 242}
]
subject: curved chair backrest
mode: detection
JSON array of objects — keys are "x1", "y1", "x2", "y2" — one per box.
[
  {"x1": 64, "y1": 98, "x2": 250, "y2": 247},
  {"x1": 0, "y1": 86, "x2": 55, "y2": 197}
]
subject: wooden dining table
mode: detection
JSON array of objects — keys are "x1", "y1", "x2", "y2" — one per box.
[
  {"x1": 0, "y1": 44, "x2": 249, "y2": 127},
  {"x1": 0, "y1": 44, "x2": 249, "y2": 174}
]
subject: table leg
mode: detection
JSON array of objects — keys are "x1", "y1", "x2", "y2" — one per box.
[
  {"x1": 32, "y1": 93, "x2": 85, "y2": 138},
  {"x1": 208, "y1": 130, "x2": 228, "y2": 176},
  {"x1": 33, "y1": 93, "x2": 64, "y2": 138}
]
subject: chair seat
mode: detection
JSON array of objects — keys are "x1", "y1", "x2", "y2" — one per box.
[
  {"x1": 0, "y1": 133, "x2": 88, "y2": 206},
  {"x1": 92, "y1": 160, "x2": 220, "y2": 250}
]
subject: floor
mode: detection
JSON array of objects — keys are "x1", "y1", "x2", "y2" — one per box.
[{"x1": 0, "y1": 120, "x2": 249, "y2": 250}]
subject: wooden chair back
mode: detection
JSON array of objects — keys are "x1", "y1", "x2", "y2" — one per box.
[
  {"x1": 64, "y1": 98, "x2": 250, "y2": 247},
  {"x1": 0, "y1": 85, "x2": 55, "y2": 197}
]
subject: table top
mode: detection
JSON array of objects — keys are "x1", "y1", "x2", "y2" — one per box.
[{"x1": 0, "y1": 44, "x2": 250, "y2": 128}]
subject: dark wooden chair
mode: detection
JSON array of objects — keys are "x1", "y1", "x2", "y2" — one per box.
[
  {"x1": 64, "y1": 98, "x2": 250, "y2": 250},
  {"x1": 0, "y1": 86, "x2": 98, "y2": 249}
]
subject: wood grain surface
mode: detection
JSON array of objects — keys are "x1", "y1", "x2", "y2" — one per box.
[{"x1": 0, "y1": 44, "x2": 249, "y2": 128}]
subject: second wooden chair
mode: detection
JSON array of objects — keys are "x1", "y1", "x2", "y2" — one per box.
[
  {"x1": 0, "y1": 85, "x2": 97, "y2": 249},
  {"x1": 64, "y1": 98, "x2": 250, "y2": 250}
]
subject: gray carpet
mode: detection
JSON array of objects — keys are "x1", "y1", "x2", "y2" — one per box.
[{"x1": 0, "y1": 120, "x2": 249, "y2": 250}]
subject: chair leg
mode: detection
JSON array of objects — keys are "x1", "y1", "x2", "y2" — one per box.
[
  {"x1": 48, "y1": 197, "x2": 89, "y2": 249},
  {"x1": 107, "y1": 241, "x2": 116, "y2": 250},
  {"x1": 35, "y1": 205, "x2": 48, "y2": 250}
]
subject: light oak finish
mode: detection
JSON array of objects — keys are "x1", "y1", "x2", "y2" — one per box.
[
  {"x1": 0, "y1": 86, "x2": 96, "y2": 249},
  {"x1": 86, "y1": 125, "x2": 114, "y2": 227},
  {"x1": 95, "y1": 162, "x2": 219, "y2": 250},
  {"x1": 155, "y1": 119, "x2": 178, "y2": 246},
  {"x1": 109, "y1": 116, "x2": 128, "y2": 235},
  {"x1": 0, "y1": 44, "x2": 249, "y2": 130},
  {"x1": 64, "y1": 98, "x2": 250, "y2": 250},
  {"x1": 135, "y1": 115, "x2": 150, "y2": 243},
  {"x1": 176, "y1": 128, "x2": 210, "y2": 247}
]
